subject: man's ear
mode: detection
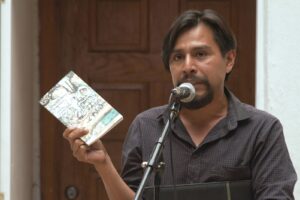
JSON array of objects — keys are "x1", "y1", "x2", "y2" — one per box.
[{"x1": 225, "y1": 49, "x2": 236, "y2": 74}]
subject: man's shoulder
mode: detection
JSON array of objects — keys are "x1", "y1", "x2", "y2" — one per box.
[
  {"x1": 227, "y1": 88, "x2": 279, "y2": 124},
  {"x1": 239, "y1": 102, "x2": 280, "y2": 124}
]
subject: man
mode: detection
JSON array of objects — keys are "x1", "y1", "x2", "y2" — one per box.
[{"x1": 63, "y1": 9, "x2": 297, "y2": 199}]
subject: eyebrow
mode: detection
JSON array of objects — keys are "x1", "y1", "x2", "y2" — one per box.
[{"x1": 171, "y1": 45, "x2": 212, "y2": 54}]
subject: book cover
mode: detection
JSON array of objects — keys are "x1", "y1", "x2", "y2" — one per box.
[{"x1": 39, "y1": 71, "x2": 123, "y2": 145}]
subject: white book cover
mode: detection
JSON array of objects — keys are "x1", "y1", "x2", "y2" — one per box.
[{"x1": 39, "y1": 71, "x2": 123, "y2": 145}]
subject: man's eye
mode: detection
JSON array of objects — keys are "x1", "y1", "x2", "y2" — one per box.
[
  {"x1": 172, "y1": 54, "x2": 183, "y2": 61},
  {"x1": 195, "y1": 51, "x2": 207, "y2": 58}
]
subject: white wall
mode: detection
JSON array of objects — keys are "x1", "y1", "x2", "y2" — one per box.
[
  {"x1": 256, "y1": 0, "x2": 300, "y2": 198},
  {"x1": 10, "y1": 0, "x2": 39, "y2": 199},
  {"x1": 1, "y1": 0, "x2": 39, "y2": 199},
  {"x1": 11, "y1": 0, "x2": 39, "y2": 199},
  {"x1": 0, "y1": 1, "x2": 12, "y2": 200}
]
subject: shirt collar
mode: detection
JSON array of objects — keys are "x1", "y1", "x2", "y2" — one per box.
[{"x1": 225, "y1": 88, "x2": 251, "y2": 125}]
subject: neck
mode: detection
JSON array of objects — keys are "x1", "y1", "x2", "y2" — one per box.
[{"x1": 179, "y1": 91, "x2": 228, "y2": 124}]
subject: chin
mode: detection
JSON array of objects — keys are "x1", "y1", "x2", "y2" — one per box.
[{"x1": 182, "y1": 91, "x2": 214, "y2": 110}]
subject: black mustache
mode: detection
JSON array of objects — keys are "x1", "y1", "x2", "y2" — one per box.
[{"x1": 177, "y1": 75, "x2": 209, "y2": 86}]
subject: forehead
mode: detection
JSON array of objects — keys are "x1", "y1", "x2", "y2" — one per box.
[{"x1": 173, "y1": 23, "x2": 217, "y2": 50}]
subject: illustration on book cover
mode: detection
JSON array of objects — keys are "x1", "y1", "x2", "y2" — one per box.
[{"x1": 40, "y1": 71, "x2": 123, "y2": 145}]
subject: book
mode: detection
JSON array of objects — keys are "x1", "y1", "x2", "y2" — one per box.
[{"x1": 39, "y1": 71, "x2": 123, "y2": 145}]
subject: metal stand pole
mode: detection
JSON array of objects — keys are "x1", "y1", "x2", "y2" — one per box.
[{"x1": 134, "y1": 101, "x2": 181, "y2": 200}]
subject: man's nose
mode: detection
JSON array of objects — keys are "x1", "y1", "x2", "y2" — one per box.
[{"x1": 182, "y1": 55, "x2": 197, "y2": 74}]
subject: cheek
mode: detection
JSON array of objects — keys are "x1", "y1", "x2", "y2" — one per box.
[
  {"x1": 171, "y1": 75, "x2": 180, "y2": 87},
  {"x1": 205, "y1": 67, "x2": 226, "y2": 86},
  {"x1": 170, "y1": 68, "x2": 180, "y2": 86},
  {"x1": 211, "y1": 61, "x2": 228, "y2": 77}
]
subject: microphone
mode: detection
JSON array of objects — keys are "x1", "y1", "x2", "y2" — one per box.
[{"x1": 171, "y1": 82, "x2": 196, "y2": 103}]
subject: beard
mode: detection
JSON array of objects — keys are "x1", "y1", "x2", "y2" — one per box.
[{"x1": 176, "y1": 75, "x2": 213, "y2": 110}]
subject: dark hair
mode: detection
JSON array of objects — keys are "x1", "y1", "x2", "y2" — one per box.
[{"x1": 162, "y1": 9, "x2": 237, "y2": 78}]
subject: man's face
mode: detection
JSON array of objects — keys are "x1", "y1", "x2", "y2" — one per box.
[{"x1": 169, "y1": 23, "x2": 235, "y2": 109}]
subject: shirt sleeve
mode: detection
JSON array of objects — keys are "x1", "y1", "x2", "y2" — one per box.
[
  {"x1": 251, "y1": 118, "x2": 297, "y2": 200},
  {"x1": 121, "y1": 116, "x2": 144, "y2": 192}
]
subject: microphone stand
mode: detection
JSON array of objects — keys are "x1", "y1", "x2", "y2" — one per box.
[{"x1": 134, "y1": 99, "x2": 181, "y2": 200}]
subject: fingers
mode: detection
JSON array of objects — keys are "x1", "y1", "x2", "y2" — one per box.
[
  {"x1": 72, "y1": 138, "x2": 85, "y2": 154},
  {"x1": 72, "y1": 139, "x2": 88, "y2": 161},
  {"x1": 62, "y1": 127, "x2": 108, "y2": 164},
  {"x1": 63, "y1": 127, "x2": 75, "y2": 138},
  {"x1": 63, "y1": 127, "x2": 89, "y2": 160},
  {"x1": 63, "y1": 127, "x2": 88, "y2": 144}
]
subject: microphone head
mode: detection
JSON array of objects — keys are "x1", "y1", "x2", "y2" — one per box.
[{"x1": 178, "y1": 82, "x2": 196, "y2": 103}]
